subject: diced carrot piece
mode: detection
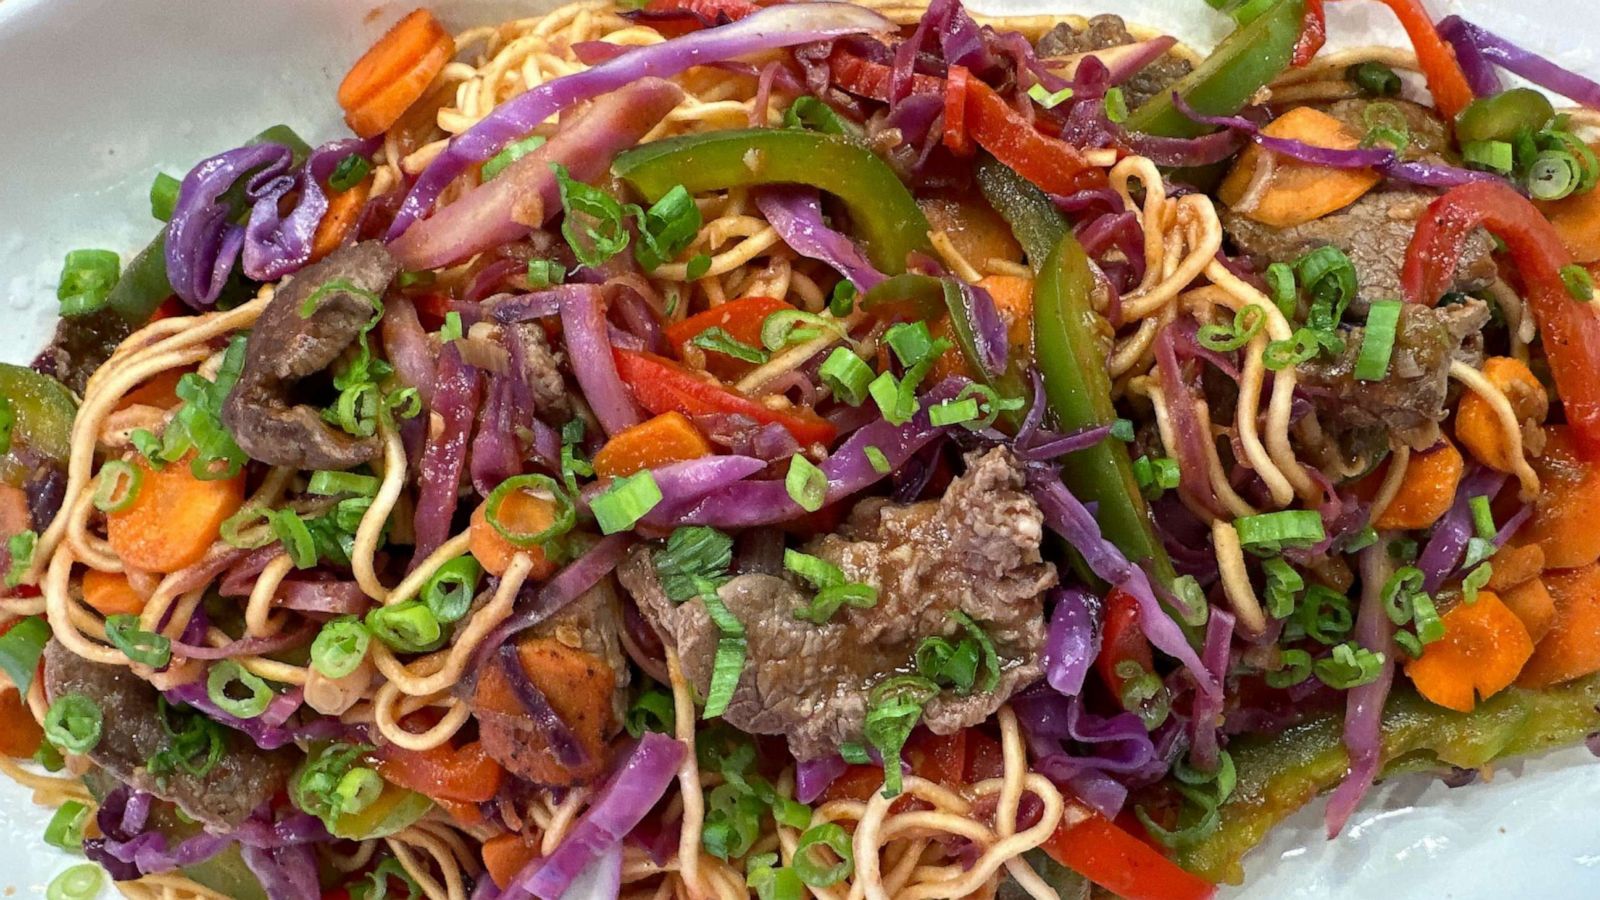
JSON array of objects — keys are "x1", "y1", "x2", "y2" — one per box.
[
  {"x1": 1373, "y1": 439, "x2": 1464, "y2": 531},
  {"x1": 0, "y1": 484, "x2": 30, "y2": 539},
  {"x1": 311, "y1": 177, "x2": 373, "y2": 263},
  {"x1": 482, "y1": 833, "x2": 538, "y2": 889},
  {"x1": 473, "y1": 636, "x2": 615, "y2": 785},
  {"x1": 468, "y1": 491, "x2": 561, "y2": 580},
  {"x1": 81, "y1": 569, "x2": 146, "y2": 617},
  {"x1": 592, "y1": 412, "x2": 711, "y2": 479},
  {"x1": 933, "y1": 274, "x2": 1033, "y2": 381},
  {"x1": 1518, "y1": 564, "x2": 1600, "y2": 688},
  {"x1": 113, "y1": 368, "x2": 187, "y2": 413},
  {"x1": 1219, "y1": 107, "x2": 1383, "y2": 227},
  {"x1": 104, "y1": 455, "x2": 245, "y2": 574},
  {"x1": 1455, "y1": 357, "x2": 1549, "y2": 473},
  {"x1": 1405, "y1": 590, "x2": 1534, "y2": 712},
  {"x1": 0, "y1": 688, "x2": 42, "y2": 758},
  {"x1": 1519, "y1": 426, "x2": 1600, "y2": 569},
  {"x1": 918, "y1": 193, "x2": 1025, "y2": 268},
  {"x1": 337, "y1": 10, "x2": 456, "y2": 139},
  {"x1": 1500, "y1": 576, "x2": 1556, "y2": 645},
  {"x1": 1487, "y1": 542, "x2": 1545, "y2": 592}
]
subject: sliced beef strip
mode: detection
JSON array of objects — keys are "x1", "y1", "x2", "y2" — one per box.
[
  {"x1": 1222, "y1": 190, "x2": 1499, "y2": 315},
  {"x1": 1035, "y1": 15, "x2": 1193, "y2": 110},
  {"x1": 42, "y1": 640, "x2": 297, "y2": 830},
  {"x1": 620, "y1": 447, "x2": 1055, "y2": 759},
  {"x1": 473, "y1": 577, "x2": 630, "y2": 787},
  {"x1": 509, "y1": 322, "x2": 571, "y2": 420},
  {"x1": 221, "y1": 241, "x2": 399, "y2": 471},
  {"x1": 1299, "y1": 299, "x2": 1491, "y2": 457}
]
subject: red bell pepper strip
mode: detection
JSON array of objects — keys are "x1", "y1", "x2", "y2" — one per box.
[
  {"x1": 1096, "y1": 587, "x2": 1156, "y2": 698},
  {"x1": 1372, "y1": 0, "x2": 1474, "y2": 119},
  {"x1": 828, "y1": 49, "x2": 1106, "y2": 195},
  {"x1": 943, "y1": 65, "x2": 974, "y2": 156},
  {"x1": 819, "y1": 729, "x2": 969, "y2": 803},
  {"x1": 614, "y1": 349, "x2": 838, "y2": 446},
  {"x1": 663, "y1": 295, "x2": 793, "y2": 379},
  {"x1": 1042, "y1": 798, "x2": 1218, "y2": 900},
  {"x1": 1402, "y1": 181, "x2": 1600, "y2": 458},
  {"x1": 376, "y1": 740, "x2": 505, "y2": 804},
  {"x1": 1291, "y1": 0, "x2": 1327, "y2": 67},
  {"x1": 637, "y1": 0, "x2": 761, "y2": 37}
]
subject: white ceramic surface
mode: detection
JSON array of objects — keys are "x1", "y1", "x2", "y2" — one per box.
[{"x1": 1, "y1": 0, "x2": 1597, "y2": 896}]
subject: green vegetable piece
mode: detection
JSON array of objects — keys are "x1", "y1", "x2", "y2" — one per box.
[
  {"x1": 0, "y1": 364, "x2": 77, "y2": 489},
  {"x1": 1455, "y1": 87, "x2": 1556, "y2": 145}
]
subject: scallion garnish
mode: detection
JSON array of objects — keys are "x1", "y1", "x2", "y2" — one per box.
[
  {"x1": 1353, "y1": 299, "x2": 1403, "y2": 381},
  {"x1": 591, "y1": 470, "x2": 663, "y2": 534},
  {"x1": 691, "y1": 327, "x2": 769, "y2": 364},
  {"x1": 793, "y1": 823, "x2": 855, "y2": 887},
  {"x1": 365, "y1": 600, "x2": 443, "y2": 654},
  {"x1": 421, "y1": 556, "x2": 482, "y2": 624},
  {"x1": 526, "y1": 258, "x2": 565, "y2": 289},
  {"x1": 784, "y1": 454, "x2": 828, "y2": 513},
  {"x1": 864, "y1": 445, "x2": 891, "y2": 475},
  {"x1": 552, "y1": 163, "x2": 633, "y2": 267},
  {"x1": 1561, "y1": 263, "x2": 1594, "y2": 301},
  {"x1": 1313, "y1": 642, "x2": 1385, "y2": 689},
  {"x1": 328, "y1": 153, "x2": 373, "y2": 192},
  {"x1": 482, "y1": 134, "x2": 547, "y2": 181},
  {"x1": 636, "y1": 184, "x2": 703, "y2": 271},
  {"x1": 92, "y1": 459, "x2": 143, "y2": 513},
  {"x1": 43, "y1": 694, "x2": 103, "y2": 754},
  {"x1": 205, "y1": 660, "x2": 276, "y2": 719},
  {"x1": 1196, "y1": 304, "x2": 1266, "y2": 352},
  {"x1": 819, "y1": 347, "x2": 872, "y2": 406},
  {"x1": 0, "y1": 616, "x2": 49, "y2": 695},
  {"x1": 104, "y1": 614, "x2": 172, "y2": 668},
  {"x1": 483, "y1": 474, "x2": 576, "y2": 548},
  {"x1": 700, "y1": 593, "x2": 747, "y2": 719},
  {"x1": 307, "y1": 471, "x2": 381, "y2": 497},
  {"x1": 42, "y1": 800, "x2": 90, "y2": 850},
  {"x1": 1233, "y1": 510, "x2": 1326, "y2": 554},
  {"x1": 1026, "y1": 83, "x2": 1075, "y2": 109},
  {"x1": 311, "y1": 616, "x2": 371, "y2": 680},
  {"x1": 863, "y1": 675, "x2": 938, "y2": 797},
  {"x1": 57, "y1": 249, "x2": 121, "y2": 317}
]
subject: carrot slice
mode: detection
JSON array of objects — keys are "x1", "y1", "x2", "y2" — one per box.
[
  {"x1": 311, "y1": 177, "x2": 373, "y2": 262},
  {"x1": 113, "y1": 368, "x2": 187, "y2": 413},
  {"x1": 1455, "y1": 356, "x2": 1548, "y2": 472},
  {"x1": 1486, "y1": 542, "x2": 1545, "y2": 592},
  {"x1": 468, "y1": 493, "x2": 561, "y2": 580},
  {"x1": 481, "y1": 833, "x2": 538, "y2": 889},
  {"x1": 0, "y1": 688, "x2": 42, "y2": 759},
  {"x1": 81, "y1": 569, "x2": 146, "y2": 617},
  {"x1": 473, "y1": 636, "x2": 615, "y2": 785},
  {"x1": 1219, "y1": 106, "x2": 1383, "y2": 227},
  {"x1": 592, "y1": 411, "x2": 711, "y2": 479},
  {"x1": 1404, "y1": 590, "x2": 1534, "y2": 712},
  {"x1": 1499, "y1": 576, "x2": 1556, "y2": 645},
  {"x1": 933, "y1": 275, "x2": 1033, "y2": 382},
  {"x1": 1519, "y1": 426, "x2": 1600, "y2": 569},
  {"x1": 1518, "y1": 564, "x2": 1600, "y2": 688},
  {"x1": 105, "y1": 455, "x2": 245, "y2": 574},
  {"x1": 1373, "y1": 439, "x2": 1464, "y2": 531},
  {"x1": 337, "y1": 9, "x2": 456, "y2": 139}
]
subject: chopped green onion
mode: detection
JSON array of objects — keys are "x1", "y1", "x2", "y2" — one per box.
[
  {"x1": 1343, "y1": 525, "x2": 1380, "y2": 553},
  {"x1": 636, "y1": 184, "x2": 703, "y2": 271},
  {"x1": 592, "y1": 470, "x2": 663, "y2": 534},
  {"x1": 147, "y1": 699, "x2": 224, "y2": 778},
  {"x1": 1116, "y1": 660, "x2": 1171, "y2": 730},
  {"x1": 439, "y1": 310, "x2": 464, "y2": 343},
  {"x1": 1297, "y1": 585, "x2": 1355, "y2": 645},
  {"x1": 551, "y1": 163, "x2": 632, "y2": 267},
  {"x1": 1265, "y1": 648, "x2": 1313, "y2": 688},
  {"x1": 819, "y1": 347, "x2": 873, "y2": 406},
  {"x1": 92, "y1": 459, "x2": 143, "y2": 513},
  {"x1": 104, "y1": 614, "x2": 172, "y2": 668},
  {"x1": 625, "y1": 687, "x2": 676, "y2": 738},
  {"x1": 1361, "y1": 125, "x2": 1410, "y2": 155},
  {"x1": 45, "y1": 864, "x2": 103, "y2": 900},
  {"x1": 0, "y1": 616, "x2": 50, "y2": 694},
  {"x1": 311, "y1": 616, "x2": 371, "y2": 679},
  {"x1": 1233, "y1": 510, "x2": 1326, "y2": 554},
  {"x1": 1263, "y1": 329, "x2": 1321, "y2": 371},
  {"x1": 220, "y1": 505, "x2": 275, "y2": 550},
  {"x1": 838, "y1": 741, "x2": 871, "y2": 764},
  {"x1": 34, "y1": 740, "x2": 64, "y2": 773},
  {"x1": 44, "y1": 694, "x2": 102, "y2": 754},
  {"x1": 329, "y1": 153, "x2": 373, "y2": 192},
  {"x1": 795, "y1": 582, "x2": 878, "y2": 625},
  {"x1": 782, "y1": 95, "x2": 855, "y2": 135},
  {"x1": 654, "y1": 526, "x2": 734, "y2": 603},
  {"x1": 829, "y1": 280, "x2": 858, "y2": 317},
  {"x1": 269, "y1": 508, "x2": 320, "y2": 569},
  {"x1": 1260, "y1": 557, "x2": 1304, "y2": 620},
  {"x1": 784, "y1": 549, "x2": 845, "y2": 589},
  {"x1": 1462, "y1": 562, "x2": 1493, "y2": 604},
  {"x1": 482, "y1": 135, "x2": 546, "y2": 181},
  {"x1": 1349, "y1": 62, "x2": 1402, "y2": 97},
  {"x1": 128, "y1": 428, "x2": 163, "y2": 464},
  {"x1": 915, "y1": 634, "x2": 980, "y2": 691},
  {"x1": 5, "y1": 530, "x2": 37, "y2": 589},
  {"x1": 483, "y1": 474, "x2": 576, "y2": 548},
  {"x1": 57, "y1": 249, "x2": 121, "y2": 317},
  {"x1": 526, "y1": 259, "x2": 565, "y2": 289},
  {"x1": 366, "y1": 601, "x2": 444, "y2": 654},
  {"x1": 863, "y1": 676, "x2": 937, "y2": 797},
  {"x1": 685, "y1": 253, "x2": 713, "y2": 280},
  {"x1": 1528, "y1": 150, "x2": 1582, "y2": 200},
  {"x1": 1027, "y1": 83, "x2": 1075, "y2": 109},
  {"x1": 43, "y1": 799, "x2": 91, "y2": 850},
  {"x1": 885, "y1": 321, "x2": 938, "y2": 368},
  {"x1": 308, "y1": 471, "x2": 381, "y2": 497},
  {"x1": 928, "y1": 398, "x2": 980, "y2": 427},
  {"x1": 1463, "y1": 139, "x2": 1515, "y2": 174},
  {"x1": 785, "y1": 455, "x2": 828, "y2": 513},
  {"x1": 1169, "y1": 574, "x2": 1210, "y2": 628},
  {"x1": 335, "y1": 766, "x2": 384, "y2": 819},
  {"x1": 793, "y1": 823, "x2": 855, "y2": 887},
  {"x1": 867, "y1": 371, "x2": 916, "y2": 425},
  {"x1": 1264, "y1": 262, "x2": 1297, "y2": 317},
  {"x1": 1295, "y1": 245, "x2": 1358, "y2": 327},
  {"x1": 293, "y1": 743, "x2": 373, "y2": 828},
  {"x1": 422, "y1": 556, "x2": 483, "y2": 624},
  {"x1": 1132, "y1": 455, "x2": 1182, "y2": 500},
  {"x1": 1313, "y1": 642, "x2": 1385, "y2": 689},
  {"x1": 1104, "y1": 87, "x2": 1129, "y2": 123},
  {"x1": 1469, "y1": 495, "x2": 1496, "y2": 540},
  {"x1": 1196, "y1": 304, "x2": 1266, "y2": 352},
  {"x1": 1412, "y1": 591, "x2": 1445, "y2": 644},
  {"x1": 1561, "y1": 263, "x2": 1594, "y2": 301},
  {"x1": 206, "y1": 660, "x2": 275, "y2": 719},
  {"x1": 949, "y1": 610, "x2": 1000, "y2": 691},
  {"x1": 864, "y1": 446, "x2": 891, "y2": 475},
  {"x1": 691, "y1": 327, "x2": 769, "y2": 364},
  {"x1": 396, "y1": 270, "x2": 433, "y2": 289},
  {"x1": 1353, "y1": 300, "x2": 1403, "y2": 381},
  {"x1": 700, "y1": 593, "x2": 747, "y2": 719},
  {"x1": 149, "y1": 172, "x2": 180, "y2": 222},
  {"x1": 1109, "y1": 418, "x2": 1136, "y2": 442},
  {"x1": 760, "y1": 309, "x2": 844, "y2": 351},
  {"x1": 1381, "y1": 566, "x2": 1427, "y2": 626}
]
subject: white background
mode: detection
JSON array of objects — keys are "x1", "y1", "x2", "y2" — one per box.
[{"x1": 0, "y1": 0, "x2": 1596, "y2": 896}]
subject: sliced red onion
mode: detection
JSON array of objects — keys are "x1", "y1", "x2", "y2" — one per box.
[
  {"x1": 562, "y1": 286, "x2": 642, "y2": 437},
  {"x1": 508, "y1": 733, "x2": 685, "y2": 899},
  {"x1": 275, "y1": 578, "x2": 370, "y2": 615},
  {"x1": 497, "y1": 644, "x2": 590, "y2": 768},
  {"x1": 414, "y1": 345, "x2": 482, "y2": 563},
  {"x1": 490, "y1": 287, "x2": 583, "y2": 323},
  {"x1": 164, "y1": 681, "x2": 302, "y2": 750},
  {"x1": 1437, "y1": 17, "x2": 1504, "y2": 98},
  {"x1": 472, "y1": 373, "x2": 525, "y2": 496},
  {"x1": 1417, "y1": 466, "x2": 1507, "y2": 593},
  {"x1": 754, "y1": 187, "x2": 886, "y2": 291},
  {"x1": 389, "y1": 79, "x2": 685, "y2": 270},
  {"x1": 170, "y1": 622, "x2": 316, "y2": 662},
  {"x1": 1155, "y1": 326, "x2": 1225, "y2": 519},
  {"x1": 260, "y1": 687, "x2": 303, "y2": 728},
  {"x1": 1439, "y1": 16, "x2": 1600, "y2": 109},
  {"x1": 381, "y1": 296, "x2": 438, "y2": 407},
  {"x1": 795, "y1": 755, "x2": 848, "y2": 804},
  {"x1": 1041, "y1": 588, "x2": 1100, "y2": 697},
  {"x1": 1188, "y1": 607, "x2": 1235, "y2": 773},
  {"x1": 1324, "y1": 545, "x2": 1398, "y2": 838},
  {"x1": 241, "y1": 844, "x2": 321, "y2": 900},
  {"x1": 389, "y1": 3, "x2": 894, "y2": 241},
  {"x1": 638, "y1": 455, "x2": 768, "y2": 527},
  {"x1": 662, "y1": 380, "x2": 964, "y2": 528}
]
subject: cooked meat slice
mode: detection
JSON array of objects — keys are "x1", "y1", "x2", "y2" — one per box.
[
  {"x1": 473, "y1": 578, "x2": 629, "y2": 786},
  {"x1": 620, "y1": 447, "x2": 1055, "y2": 759},
  {"x1": 1299, "y1": 299, "x2": 1491, "y2": 455},
  {"x1": 35, "y1": 312, "x2": 136, "y2": 396},
  {"x1": 1321, "y1": 99, "x2": 1451, "y2": 162},
  {"x1": 41, "y1": 640, "x2": 297, "y2": 829},
  {"x1": 1222, "y1": 190, "x2": 1499, "y2": 314},
  {"x1": 221, "y1": 242, "x2": 398, "y2": 470},
  {"x1": 1035, "y1": 15, "x2": 1193, "y2": 110},
  {"x1": 509, "y1": 322, "x2": 571, "y2": 420}
]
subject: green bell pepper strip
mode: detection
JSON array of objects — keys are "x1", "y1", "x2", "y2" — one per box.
[
  {"x1": 1125, "y1": 0, "x2": 1307, "y2": 139},
  {"x1": 0, "y1": 364, "x2": 77, "y2": 489},
  {"x1": 1178, "y1": 674, "x2": 1600, "y2": 884},
  {"x1": 611, "y1": 129, "x2": 932, "y2": 274},
  {"x1": 1034, "y1": 234, "x2": 1176, "y2": 586},
  {"x1": 975, "y1": 154, "x2": 1069, "y2": 272}
]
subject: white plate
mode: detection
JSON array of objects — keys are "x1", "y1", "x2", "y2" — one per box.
[{"x1": 1, "y1": 0, "x2": 1597, "y2": 896}]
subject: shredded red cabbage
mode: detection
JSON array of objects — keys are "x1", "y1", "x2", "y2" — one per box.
[
  {"x1": 388, "y1": 3, "x2": 894, "y2": 240},
  {"x1": 240, "y1": 843, "x2": 321, "y2": 900},
  {"x1": 1041, "y1": 588, "x2": 1100, "y2": 697},
  {"x1": 1188, "y1": 607, "x2": 1236, "y2": 773},
  {"x1": 754, "y1": 187, "x2": 886, "y2": 291},
  {"x1": 1436, "y1": 16, "x2": 1505, "y2": 98},
  {"x1": 561, "y1": 286, "x2": 643, "y2": 437},
  {"x1": 1417, "y1": 466, "x2": 1507, "y2": 593},
  {"x1": 795, "y1": 755, "x2": 849, "y2": 804},
  {"x1": 507, "y1": 732, "x2": 685, "y2": 899},
  {"x1": 1325, "y1": 545, "x2": 1398, "y2": 838},
  {"x1": 169, "y1": 621, "x2": 317, "y2": 662},
  {"x1": 1439, "y1": 16, "x2": 1600, "y2": 109},
  {"x1": 413, "y1": 344, "x2": 483, "y2": 563}
]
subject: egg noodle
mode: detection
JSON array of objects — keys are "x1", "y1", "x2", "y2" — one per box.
[{"x1": 1, "y1": 1, "x2": 1562, "y2": 898}]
